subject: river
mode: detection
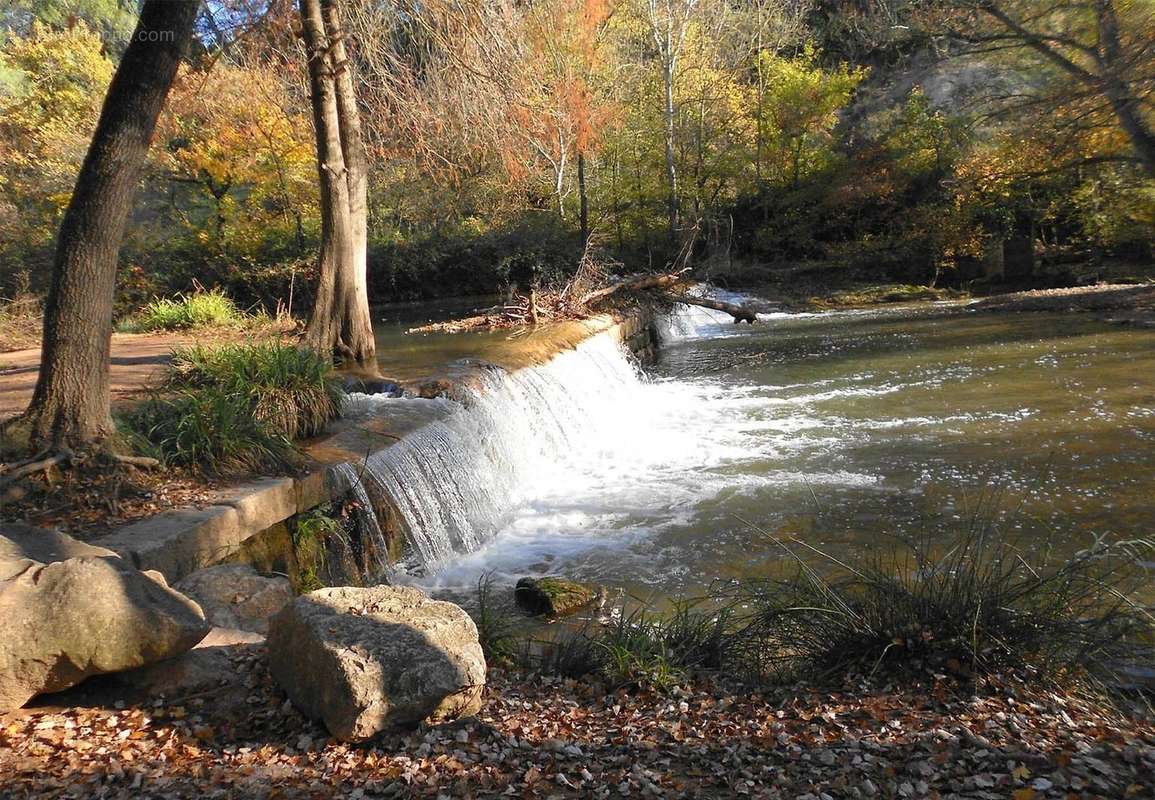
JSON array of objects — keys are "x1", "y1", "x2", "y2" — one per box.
[{"x1": 354, "y1": 301, "x2": 1155, "y2": 602}]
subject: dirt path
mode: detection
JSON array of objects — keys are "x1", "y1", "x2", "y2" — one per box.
[{"x1": 0, "y1": 333, "x2": 194, "y2": 420}]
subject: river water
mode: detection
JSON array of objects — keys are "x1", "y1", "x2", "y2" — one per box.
[{"x1": 358, "y1": 302, "x2": 1155, "y2": 601}]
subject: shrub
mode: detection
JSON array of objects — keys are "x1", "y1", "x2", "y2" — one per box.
[
  {"x1": 118, "y1": 287, "x2": 247, "y2": 332},
  {"x1": 0, "y1": 282, "x2": 42, "y2": 352},
  {"x1": 725, "y1": 529, "x2": 1155, "y2": 689},
  {"x1": 165, "y1": 342, "x2": 344, "y2": 439},
  {"x1": 369, "y1": 217, "x2": 581, "y2": 301},
  {"x1": 125, "y1": 342, "x2": 344, "y2": 476},
  {"x1": 126, "y1": 387, "x2": 296, "y2": 476}
]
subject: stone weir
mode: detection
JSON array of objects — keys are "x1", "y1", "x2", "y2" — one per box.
[{"x1": 96, "y1": 311, "x2": 658, "y2": 589}]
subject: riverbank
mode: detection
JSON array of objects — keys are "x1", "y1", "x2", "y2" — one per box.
[
  {"x1": 2, "y1": 660, "x2": 1151, "y2": 799},
  {"x1": 969, "y1": 283, "x2": 1155, "y2": 321}
]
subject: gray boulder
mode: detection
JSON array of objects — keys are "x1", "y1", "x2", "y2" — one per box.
[
  {"x1": 267, "y1": 586, "x2": 485, "y2": 742},
  {"x1": 0, "y1": 525, "x2": 210, "y2": 713},
  {"x1": 175, "y1": 564, "x2": 293, "y2": 634}
]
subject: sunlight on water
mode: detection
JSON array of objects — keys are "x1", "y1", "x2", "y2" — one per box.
[{"x1": 347, "y1": 303, "x2": 1155, "y2": 600}]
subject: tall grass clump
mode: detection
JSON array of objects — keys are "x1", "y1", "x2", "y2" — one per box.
[
  {"x1": 127, "y1": 388, "x2": 296, "y2": 476},
  {"x1": 726, "y1": 528, "x2": 1155, "y2": 690},
  {"x1": 471, "y1": 573, "x2": 523, "y2": 667},
  {"x1": 118, "y1": 287, "x2": 247, "y2": 332},
  {"x1": 125, "y1": 342, "x2": 344, "y2": 475},
  {"x1": 165, "y1": 342, "x2": 344, "y2": 439},
  {"x1": 536, "y1": 601, "x2": 734, "y2": 692}
]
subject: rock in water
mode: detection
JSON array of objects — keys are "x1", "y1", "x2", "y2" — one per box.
[
  {"x1": 515, "y1": 577, "x2": 599, "y2": 617},
  {"x1": 0, "y1": 525, "x2": 210, "y2": 713},
  {"x1": 175, "y1": 564, "x2": 293, "y2": 634},
  {"x1": 267, "y1": 586, "x2": 485, "y2": 742}
]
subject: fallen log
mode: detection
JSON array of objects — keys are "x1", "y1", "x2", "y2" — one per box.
[
  {"x1": 665, "y1": 293, "x2": 758, "y2": 324},
  {"x1": 579, "y1": 272, "x2": 688, "y2": 308}
]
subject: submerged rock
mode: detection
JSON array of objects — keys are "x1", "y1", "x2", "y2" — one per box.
[
  {"x1": 515, "y1": 577, "x2": 600, "y2": 617},
  {"x1": 0, "y1": 525, "x2": 210, "y2": 713},
  {"x1": 416, "y1": 378, "x2": 455, "y2": 399},
  {"x1": 175, "y1": 564, "x2": 293, "y2": 634},
  {"x1": 267, "y1": 585, "x2": 485, "y2": 742},
  {"x1": 343, "y1": 376, "x2": 404, "y2": 397}
]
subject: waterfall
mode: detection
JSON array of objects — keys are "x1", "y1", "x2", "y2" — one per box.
[{"x1": 343, "y1": 333, "x2": 645, "y2": 575}]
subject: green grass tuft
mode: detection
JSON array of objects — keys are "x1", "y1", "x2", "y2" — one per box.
[
  {"x1": 118, "y1": 288, "x2": 248, "y2": 332},
  {"x1": 124, "y1": 342, "x2": 344, "y2": 476},
  {"x1": 165, "y1": 342, "x2": 344, "y2": 440},
  {"x1": 472, "y1": 572, "x2": 523, "y2": 667},
  {"x1": 126, "y1": 388, "x2": 296, "y2": 476}
]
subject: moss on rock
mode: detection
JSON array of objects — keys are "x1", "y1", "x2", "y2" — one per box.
[{"x1": 515, "y1": 577, "x2": 598, "y2": 618}]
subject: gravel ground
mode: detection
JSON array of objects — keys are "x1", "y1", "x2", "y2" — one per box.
[{"x1": 2, "y1": 646, "x2": 1152, "y2": 799}]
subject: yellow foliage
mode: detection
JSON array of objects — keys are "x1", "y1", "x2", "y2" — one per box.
[
  {"x1": 154, "y1": 62, "x2": 316, "y2": 254},
  {"x1": 0, "y1": 21, "x2": 113, "y2": 245}
]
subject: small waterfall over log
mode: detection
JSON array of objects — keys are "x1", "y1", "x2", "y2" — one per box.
[{"x1": 345, "y1": 334, "x2": 644, "y2": 575}]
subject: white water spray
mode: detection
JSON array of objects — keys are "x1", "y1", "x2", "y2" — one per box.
[{"x1": 345, "y1": 334, "x2": 647, "y2": 575}]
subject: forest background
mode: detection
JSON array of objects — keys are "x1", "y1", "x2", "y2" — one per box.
[{"x1": 2, "y1": 0, "x2": 1153, "y2": 317}]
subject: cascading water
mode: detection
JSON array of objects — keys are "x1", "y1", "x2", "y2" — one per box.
[
  {"x1": 343, "y1": 333, "x2": 647, "y2": 576},
  {"x1": 326, "y1": 461, "x2": 392, "y2": 580}
]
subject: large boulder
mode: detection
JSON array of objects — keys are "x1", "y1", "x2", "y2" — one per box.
[
  {"x1": 267, "y1": 586, "x2": 485, "y2": 742},
  {"x1": 175, "y1": 564, "x2": 293, "y2": 634},
  {"x1": 0, "y1": 525, "x2": 211, "y2": 713}
]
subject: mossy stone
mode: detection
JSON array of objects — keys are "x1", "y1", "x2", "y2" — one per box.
[{"x1": 514, "y1": 577, "x2": 598, "y2": 617}]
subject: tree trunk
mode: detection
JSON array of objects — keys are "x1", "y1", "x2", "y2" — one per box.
[
  {"x1": 18, "y1": 0, "x2": 199, "y2": 450},
  {"x1": 662, "y1": 52, "x2": 679, "y2": 240},
  {"x1": 301, "y1": 0, "x2": 376, "y2": 366},
  {"x1": 578, "y1": 151, "x2": 590, "y2": 247},
  {"x1": 1095, "y1": 0, "x2": 1155, "y2": 177}
]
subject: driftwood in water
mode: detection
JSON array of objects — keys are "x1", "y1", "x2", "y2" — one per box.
[
  {"x1": 579, "y1": 272, "x2": 687, "y2": 308},
  {"x1": 407, "y1": 269, "x2": 758, "y2": 335},
  {"x1": 665, "y1": 293, "x2": 758, "y2": 324},
  {"x1": 582, "y1": 272, "x2": 757, "y2": 324}
]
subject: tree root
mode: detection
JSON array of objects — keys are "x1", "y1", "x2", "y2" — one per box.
[
  {"x1": 0, "y1": 449, "x2": 51, "y2": 475},
  {"x1": 0, "y1": 449, "x2": 73, "y2": 490},
  {"x1": 110, "y1": 454, "x2": 162, "y2": 470}
]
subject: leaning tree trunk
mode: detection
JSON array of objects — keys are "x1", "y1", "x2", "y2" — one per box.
[
  {"x1": 18, "y1": 0, "x2": 199, "y2": 450},
  {"x1": 301, "y1": 0, "x2": 376, "y2": 366},
  {"x1": 1095, "y1": 0, "x2": 1155, "y2": 178}
]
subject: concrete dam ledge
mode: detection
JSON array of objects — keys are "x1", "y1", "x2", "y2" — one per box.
[{"x1": 96, "y1": 310, "x2": 659, "y2": 583}]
